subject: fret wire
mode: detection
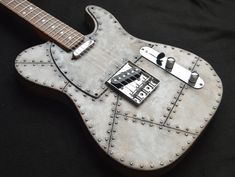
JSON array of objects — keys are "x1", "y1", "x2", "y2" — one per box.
[
  {"x1": 60, "y1": 29, "x2": 77, "y2": 43},
  {"x1": 29, "y1": 10, "x2": 43, "y2": 21},
  {"x1": 2, "y1": 0, "x2": 84, "y2": 50},
  {"x1": 68, "y1": 35, "x2": 83, "y2": 48},
  {"x1": 51, "y1": 25, "x2": 67, "y2": 37},
  {"x1": 59, "y1": 27, "x2": 73, "y2": 42},
  {"x1": 6, "y1": 0, "x2": 15, "y2": 5},
  {"x1": 38, "y1": 17, "x2": 54, "y2": 28},
  {"x1": 13, "y1": 0, "x2": 26, "y2": 9},
  {"x1": 34, "y1": 14, "x2": 48, "y2": 24},
  {"x1": 63, "y1": 34, "x2": 78, "y2": 45},
  {"x1": 57, "y1": 27, "x2": 73, "y2": 41},
  {"x1": 19, "y1": 4, "x2": 30, "y2": 13},
  {"x1": 44, "y1": 17, "x2": 59, "y2": 31},
  {"x1": 46, "y1": 21, "x2": 62, "y2": 33},
  {"x1": 24, "y1": 7, "x2": 38, "y2": 17}
]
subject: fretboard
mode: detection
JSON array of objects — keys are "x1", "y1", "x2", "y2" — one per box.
[{"x1": 0, "y1": 0, "x2": 84, "y2": 50}]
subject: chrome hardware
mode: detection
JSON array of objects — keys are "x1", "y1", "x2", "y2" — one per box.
[
  {"x1": 189, "y1": 71, "x2": 199, "y2": 83},
  {"x1": 73, "y1": 40, "x2": 95, "y2": 58},
  {"x1": 140, "y1": 47, "x2": 204, "y2": 89},
  {"x1": 166, "y1": 57, "x2": 175, "y2": 69},
  {"x1": 107, "y1": 62, "x2": 160, "y2": 105}
]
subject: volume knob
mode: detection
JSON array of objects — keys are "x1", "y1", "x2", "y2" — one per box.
[
  {"x1": 166, "y1": 57, "x2": 175, "y2": 69},
  {"x1": 189, "y1": 71, "x2": 199, "y2": 83}
]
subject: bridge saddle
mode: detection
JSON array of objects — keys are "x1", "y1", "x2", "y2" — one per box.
[{"x1": 107, "y1": 62, "x2": 160, "y2": 105}]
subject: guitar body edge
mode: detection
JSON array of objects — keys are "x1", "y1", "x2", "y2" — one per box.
[{"x1": 14, "y1": 5, "x2": 223, "y2": 176}]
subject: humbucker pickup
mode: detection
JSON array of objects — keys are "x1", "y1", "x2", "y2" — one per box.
[{"x1": 107, "y1": 62, "x2": 160, "y2": 105}]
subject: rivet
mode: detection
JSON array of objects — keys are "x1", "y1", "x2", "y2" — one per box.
[
  {"x1": 176, "y1": 153, "x2": 179, "y2": 156},
  {"x1": 185, "y1": 133, "x2": 188, "y2": 136},
  {"x1": 140, "y1": 164, "x2": 144, "y2": 168},
  {"x1": 98, "y1": 138, "x2": 101, "y2": 142},
  {"x1": 141, "y1": 122, "x2": 145, "y2": 125},
  {"x1": 120, "y1": 158, "x2": 124, "y2": 162},
  {"x1": 130, "y1": 162, "x2": 133, "y2": 166},
  {"x1": 105, "y1": 137, "x2": 109, "y2": 141},
  {"x1": 187, "y1": 140, "x2": 191, "y2": 144},
  {"x1": 150, "y1": 164, "x2": 154, "y2": 168},
  {"x1": 160, "y1": 162, "x2": 164, "y2": 166}
]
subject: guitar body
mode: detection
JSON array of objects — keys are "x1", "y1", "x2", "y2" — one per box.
[{"x1": 15, "y1": 5, "x2": 223, "y2": 176}]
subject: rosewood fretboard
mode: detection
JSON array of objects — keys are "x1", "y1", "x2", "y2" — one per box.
[{"x1": 0, "y1": 0, "x2": 84, "y2": 50}]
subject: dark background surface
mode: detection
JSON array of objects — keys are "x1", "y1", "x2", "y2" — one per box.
[{"x1": 0, "y1": 0, "x2": 235, "y2": 177}]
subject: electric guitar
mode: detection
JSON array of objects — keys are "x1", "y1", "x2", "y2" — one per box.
[{"x1": 0, "y1": 0, "x2": 223, "y2": 176}]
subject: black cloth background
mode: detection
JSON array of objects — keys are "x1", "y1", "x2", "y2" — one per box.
[{"x1": 0, "y1": 0, "x2": 235, "y2": 177}]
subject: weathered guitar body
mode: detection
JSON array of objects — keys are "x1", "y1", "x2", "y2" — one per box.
[{"x1": 12, "y1": 5, "x2": 222, "y2": 176}]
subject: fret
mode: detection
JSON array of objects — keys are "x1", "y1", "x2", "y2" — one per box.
[
  {"x1": 43, "y1": 19, "x2": 58, "y2": 30},
  {"x1": 58, "y1": 27, "x2": 73, "y2": 42},
  {"x1": 60, "y1": 28, "x2": 75, "y2": 42},
  {"x1": 19, "y1": 4, "x2": 30, "y2": 13},
  {"x1": 51, "y1": 25, "x2": 67, "y2": 38},
  {"x1": 29, "y1": 10, "x2": 43, "y2": 21},
  {"x1": 13, "y1": 0, "x2": 26, "y2": 9},
  {"x1": 57, "y1": 28, "x2": 74, "y2": 44},
  {"x1": 24, "y1": 6, "x2": 37, "y2": 17},
  {"x1": 6, "y1": 0, "x2": 14, "y2": 5},
  {"x1": 1, "y1": 0, "x2": 84, "y2": 50},
  {"x1": 48, "y1": 20, "x2": 63, "y2": 35},
  {"x1": 34, "y1": 14, "x2": 48, "y2": 25},
  {"x1": 64, "y1": 32, "x2": 81, "y2": 45},
  {"x1": 68, "y1": 35, "x2": 83, "y2": 48},
  {"x1": 7, "y1": 0, "x2": 18, "y2": 8},
  {"x1": 38, "y1": 17, "x2": 54, "y2": 28}
]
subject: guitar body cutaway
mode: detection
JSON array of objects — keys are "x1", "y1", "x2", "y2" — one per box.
[{"x1": 15, "y1": 5, "x2": 223, "y2": 176}]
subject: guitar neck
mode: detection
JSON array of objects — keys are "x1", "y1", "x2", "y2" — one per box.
[{"x1": 0, "y1": 0, "x2": 84, "y2": 50}]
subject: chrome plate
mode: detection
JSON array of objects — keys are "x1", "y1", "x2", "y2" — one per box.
[
  {"x1": 106, "y1": 62, "x2": 160, "y2": 105},
  {"x1": 140, "y1": 47, "x2": 204, "y2": 89}
]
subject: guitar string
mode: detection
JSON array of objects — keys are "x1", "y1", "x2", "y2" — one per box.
[
  {"x1": 10, "y1": 0, "x2": 146, "y2": 94},
  {"x1": 12, "y1": 0, "x2": 83, "y2": 47}
]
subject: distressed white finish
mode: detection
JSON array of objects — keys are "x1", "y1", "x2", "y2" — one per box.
[{"x1": 15, "y1": 5, "x2": 223, "y2": 174}]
